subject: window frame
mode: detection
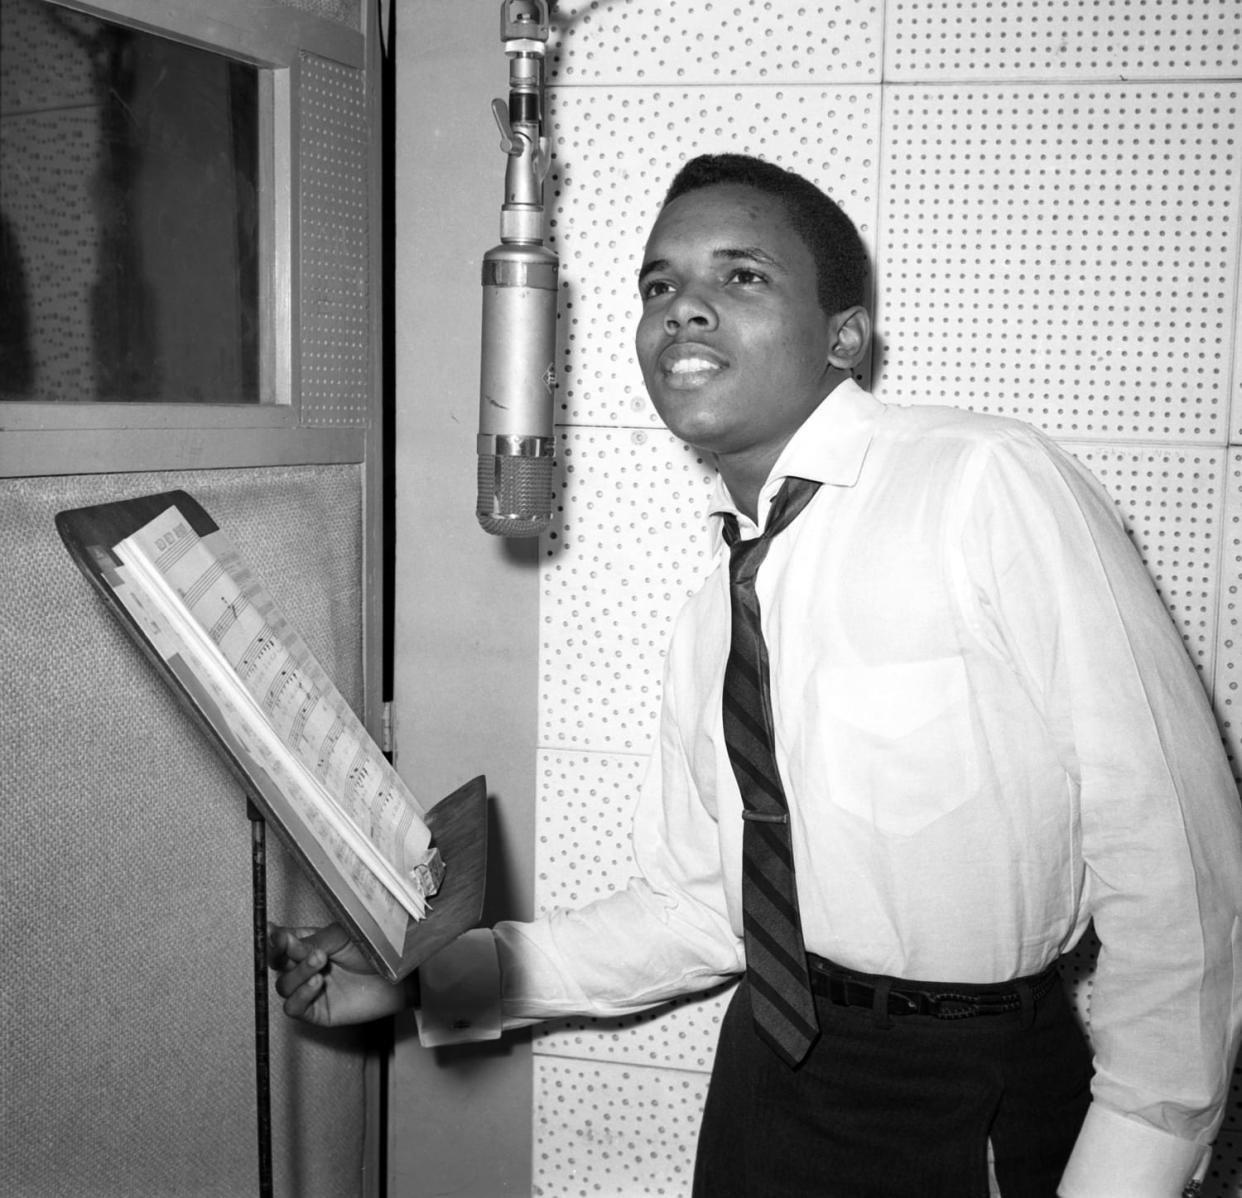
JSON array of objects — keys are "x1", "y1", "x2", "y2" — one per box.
[{"x1": 0, "y1": 0, "x2": 370, "y2": 477}]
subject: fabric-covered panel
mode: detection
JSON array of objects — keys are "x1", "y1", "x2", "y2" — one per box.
[{"x1": 1, "y1": 464, "x2": 370, "y2": 1198}]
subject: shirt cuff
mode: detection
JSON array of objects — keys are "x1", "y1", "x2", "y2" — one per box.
[
  {"x1": 1058, "y1": 1104, "x2": 1208, "y2": 1197},
  {"x1": 414, "y1": 928, "x2": 503, "y2": 1047}
]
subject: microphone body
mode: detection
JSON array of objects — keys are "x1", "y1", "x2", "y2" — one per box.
[
  {"x1": 477, "y1": 0, "x2": 556, "y2": 538},
  {"x1": 476, "y1": 240, "x2": 558, "y2": 537}
]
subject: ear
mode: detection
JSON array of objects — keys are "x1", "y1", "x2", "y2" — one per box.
[{"x1": 825, "y1": 306, "x2": 872, "y2": 371}]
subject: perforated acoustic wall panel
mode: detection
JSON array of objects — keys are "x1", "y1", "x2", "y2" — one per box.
[
  {"x1": 1236, "y1": 302, "x2": 1242, "y2": 443},
  {"x1": 278, "y1": 0, "x2": 360, "y2": 28},
  {"x1": 298, "y1": 52, "x2": 372, "y2": 428},
  {"x1": 875, "y1": 84, "x2": 1242, "y2": 437},
  {"x1": 0, "y1": 0, "x2": 97, "y2": 399},
  {"x1": 548, "y1": 0, "x2": 882, "y2": 83},
  {"x1": 1065, "y1": 443, "x2": 1228, "y2": 677},
  {"x1": 883, "y1": 0, "x2": 1242, "y2": 83},
  {"x1": 1221, "y1": 452, "x2": 1242, "y2": 783},
  {"x1": 526, "y1": 2, "x2": 1242, "y2": 1195},
  {"x1": 539, "y1": 429, "x2": 718, "y2": 753}
]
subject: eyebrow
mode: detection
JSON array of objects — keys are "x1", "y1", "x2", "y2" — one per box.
[{"x1": 637, "y1": 245, "x2": 784, "y2": 285}]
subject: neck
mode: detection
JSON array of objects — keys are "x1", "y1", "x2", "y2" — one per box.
[
  {"x1": 717, "y1": 450, "x2": 778, "y2": 525},
  {"x1": 717, "y1": 372, "x2": 850, "y2": 522}
]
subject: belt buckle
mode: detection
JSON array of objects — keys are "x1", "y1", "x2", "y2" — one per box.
[{"x1": 886, "y1": 989, "x2": 923, "y2": 1017}]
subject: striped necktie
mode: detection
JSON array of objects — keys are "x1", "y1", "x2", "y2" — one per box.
[{"x1": 721, "y1": 476, "x2": 821, "y2": 1067}]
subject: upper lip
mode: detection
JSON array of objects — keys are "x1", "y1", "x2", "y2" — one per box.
[{"x1": 657, "y1": 341, "x2": 727, "y2": 373}]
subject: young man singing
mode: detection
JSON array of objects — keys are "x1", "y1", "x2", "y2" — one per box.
[{"x1": 272, "y1": 154, "x2": 1242, "y2": 1198}]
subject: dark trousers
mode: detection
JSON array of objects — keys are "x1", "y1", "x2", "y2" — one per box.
[{"x1": 693, "y1": 972, "x2": 1092, "y2": 1197}]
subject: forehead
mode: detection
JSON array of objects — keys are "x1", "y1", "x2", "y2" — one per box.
[{"x1": 643, "y1": 183, "x2": 806, "y2": 261}]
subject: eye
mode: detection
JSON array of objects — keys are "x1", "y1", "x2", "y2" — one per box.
[
  {"x1": 639, "y1": 277, "x2": 675, "y2": 302},
  {"x1": 726, "y1": 267, "x2": 767, "y2": 286}
]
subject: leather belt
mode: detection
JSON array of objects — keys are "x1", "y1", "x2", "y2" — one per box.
[{"x1": 807, "y1": 956, "x2": 1060, "y2": 1021}]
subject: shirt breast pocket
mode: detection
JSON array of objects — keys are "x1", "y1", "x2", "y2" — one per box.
[{"x1": 811, "y1": 657, "x2": 977, "y2": 836}]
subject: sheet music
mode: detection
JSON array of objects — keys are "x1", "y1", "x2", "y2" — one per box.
[{"x1": 110, "y1": 505, "x2": 441, "y2": 949}]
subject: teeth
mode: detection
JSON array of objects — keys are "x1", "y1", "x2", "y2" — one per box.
[{"x1": 668, "y1": 357, "x2": 719, "y2": 374}]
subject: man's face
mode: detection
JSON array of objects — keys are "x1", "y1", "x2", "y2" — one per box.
[{"x1": 635, "y1": 183, "x2": 837, "y2": 466}]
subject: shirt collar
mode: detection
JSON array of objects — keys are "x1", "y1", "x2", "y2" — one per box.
[{"x1": 708, "y1": 378, "x2": 882, "y2": 533}]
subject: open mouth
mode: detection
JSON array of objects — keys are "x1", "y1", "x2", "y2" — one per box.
[
  {"x1": 668, "y1": 357, "x2": 721, "y2": 376},
  {"x1": 659, "y1": 344, "x2": 726, "y2": 384}
]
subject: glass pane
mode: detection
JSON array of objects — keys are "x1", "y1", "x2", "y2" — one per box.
[{"x1": 0, "y1": 0, "x2": 262, "y2": 403}]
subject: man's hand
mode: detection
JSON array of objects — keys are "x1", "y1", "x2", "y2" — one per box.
[{"x1": 268, "y1": 923, "x2": 408, "y2": 1027}]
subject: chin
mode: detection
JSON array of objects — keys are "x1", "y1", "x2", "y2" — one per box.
[
  {"x1": 649, "y1": 396, "x2": 717, "y2": 439},
  {"x1": 650, "y1": 402, "x2": 703, "y2": 436},
  {"x1": 666, "y1": 422, "x2": 733, "y2": 458}
]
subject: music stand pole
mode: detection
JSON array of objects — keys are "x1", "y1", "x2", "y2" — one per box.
[{"x1": 248, "y1": 801, "x2": 274, "y2": 1197}]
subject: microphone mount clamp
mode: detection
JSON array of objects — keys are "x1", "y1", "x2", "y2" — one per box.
[{"x1": 492, "y1": 0, "x2": 551, "y2": 246}]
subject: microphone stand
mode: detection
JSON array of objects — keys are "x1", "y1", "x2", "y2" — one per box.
[{"x1": 490, "y1": 0, "x2": 551, "y2": 243}]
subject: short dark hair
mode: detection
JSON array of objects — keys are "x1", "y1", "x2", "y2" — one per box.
[{"x1": 661, "y1": 154, "x2": 870, "y2": 317}]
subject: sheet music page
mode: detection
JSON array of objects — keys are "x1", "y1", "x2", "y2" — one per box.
[{"x1": 110, "y1": 505, "x2": 442, "y2": 948}]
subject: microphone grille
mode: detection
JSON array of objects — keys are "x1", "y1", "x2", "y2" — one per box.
[{"x1": 476, "y1": 452, "x2": 554, "y2": 537}]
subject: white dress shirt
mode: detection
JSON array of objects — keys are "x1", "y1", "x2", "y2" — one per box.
[{"x1": 420, "y1": 379, "x2": 1242, "y2": 1196}]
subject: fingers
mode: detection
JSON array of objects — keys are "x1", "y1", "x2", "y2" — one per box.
[
  {"x1": 267, "y1": 924, "x2": 329, "y2": 1011},
  {"x1": 280, "y1": 965, "x2": 327, "y2": 1019},
  {"x1": 266, "y1": 926, "x2": 310, "y2": 973},
  {"x1": 266, "y1": 923, "x2": 362, "y2": 1023},
  {"x1": 267, "y1": 922, "x2": 349, "y2": 965},
  {"x1": 306, "y1": 923, "x2": 352, "y2": 957}
]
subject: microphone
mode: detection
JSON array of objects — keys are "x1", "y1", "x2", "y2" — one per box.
[{"x1": 477, "y1": 0, "x2": 558, "y2": 538}]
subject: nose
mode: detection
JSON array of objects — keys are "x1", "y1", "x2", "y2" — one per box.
[{"x1": 663, "y1": 285, "x2": 717, "y2": 334}]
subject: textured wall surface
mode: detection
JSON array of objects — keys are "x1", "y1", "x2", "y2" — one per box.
[
  {"x1": 1, "y1": 466, "x2": 373, "y2": 1197},
  {"x1": 525, "y1": 2, "x2": 1242, "y2": 1195}
]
